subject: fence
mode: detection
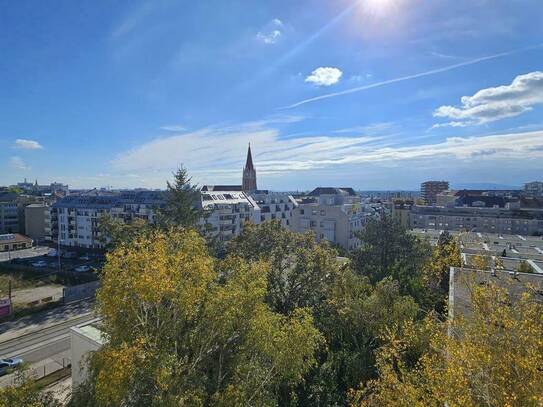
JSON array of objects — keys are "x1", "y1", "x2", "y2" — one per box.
[{"x1": 0, "y1": 356, "x2": 71, "y2": 388}]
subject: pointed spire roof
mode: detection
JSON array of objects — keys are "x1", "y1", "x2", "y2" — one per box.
[{"x1": 245, "y1": 143, "x2": 254, "y2": 171}]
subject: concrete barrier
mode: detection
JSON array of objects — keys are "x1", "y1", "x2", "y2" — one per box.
[{"x1": 63, "y1": 281, "x2": 100, "y2": 304}]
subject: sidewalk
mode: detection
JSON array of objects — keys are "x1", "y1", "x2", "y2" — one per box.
[{"x1": 11, "y1": 285, "x2": 65, "y2": 305}]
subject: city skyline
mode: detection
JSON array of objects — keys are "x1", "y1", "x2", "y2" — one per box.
[{"x1": 1, "y1": 0, "x2": 543, "y2": 190}]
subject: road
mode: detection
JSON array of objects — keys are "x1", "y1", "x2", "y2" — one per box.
[
  {"x1": 0, "y1": 246, "x2": 51, "y2": 262},
  {"x1": 0, "y1": 313, "x2": 94, "y2": 362},
  {"x1": 0, "y1": 301, "x2": 96, "y2": 387}
]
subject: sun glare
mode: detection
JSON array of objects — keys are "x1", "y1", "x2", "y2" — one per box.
[{"x1": 363, "y1": 0, "x2": 400, "y2": 17}]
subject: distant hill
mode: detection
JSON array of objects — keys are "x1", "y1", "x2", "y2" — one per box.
[{"x1": 451, "y1": 183, "x2": 522, "y2": 190}]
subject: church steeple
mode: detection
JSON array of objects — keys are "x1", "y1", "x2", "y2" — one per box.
[{"x1": 242, "y1": 143, "x2": 257, "y2": 191}]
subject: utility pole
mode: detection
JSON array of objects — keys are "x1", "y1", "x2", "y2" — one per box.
[
  {"x1": 8, "y1": 279, "x2": 12, "y2": 316},
  {"x1": 57, "y1": 237, "x2": 61, "y2": 272}
]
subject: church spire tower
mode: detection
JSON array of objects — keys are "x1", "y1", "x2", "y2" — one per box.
[{"x1": 242, "y1": 143, "x2": 257, "y2": 191}]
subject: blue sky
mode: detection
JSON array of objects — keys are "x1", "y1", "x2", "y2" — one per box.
[{"x1": 1, "y1": 0, "x2": 543, "y2": 190}]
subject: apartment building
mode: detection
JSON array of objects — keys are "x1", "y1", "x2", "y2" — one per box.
[
  {"x1": 24, "y1": 203, "x2": 51, "y2": 242},
  {"x1": 524, "y1": 181, "x2": 543, "y2": 197},
  {"x1": 52, "y1": 190, "x2": 164, "y2": 249},
  {"x1": 420, "y1": 181, "x2": 449, "y2": 205},
  {"x1": 250, "y1": 190, "x2": 298, "y2": 228},
  {"x1": 291, "y1": 187, "x2": 365, "y2": 251},
  {"x1": 0, "y1": 192, "x2": 19, "y2": 234},
  {"x1": 410, "y1": 205, "x2": 543, "y2": 235},
  {"x1": 200, "y1": 186, "x2": 260, "y2": 242},
  {"x1": 391, "y1": 199, "x2": 414, "y2": 229}
]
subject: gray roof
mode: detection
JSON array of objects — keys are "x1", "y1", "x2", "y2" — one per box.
[
  {"x1": 449, "y1": 267, "x2": 543, "y2": 318},
  {"x1": 308, "y1": 187, "x2": 357, "y2": 196},
  {"x1": 53, "y1": 190, "x2": 165, "y2": 209}
]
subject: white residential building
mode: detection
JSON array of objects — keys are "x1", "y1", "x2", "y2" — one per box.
[
  {"x1": 250, "y1": 190, "x2": 298, "y2": 228},
  {"x1": 52, "y1": 190, "x2": 164, "y2": 249},
  {"x1": 291, "y1": 187, "x2": 366, "y2": 251},
  {"x1": 200, "y1": 186, "x2": 261, "y2": 242}
]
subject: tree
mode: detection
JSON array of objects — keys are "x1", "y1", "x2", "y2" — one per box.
[
  {"x1": 351, "y1": 280, "x2": 543, "y2": 407},
  {"x1": 6, "y1": 186, "x2": 23, "y2": 195},
  {"x1": 304, "y1": 274, "x2": 419, "y2": 406},
  {"x1": 228, "y1": 221, "x2": 440, "y2": 405},
  {"x1": 0, "y1": 368, "x2": 61, "y2": 407},
  {"x1": 421, "y1": 231, "x2": 461, "y2": 313},
  {"x1": 470, "y1": 254, "x2": 492, "y2": 270},
  {"x1": 349, "y1": 217, "x2": 432, "y2": 303},
  {"x1": 72, "y1": 228, "x2": 323, "y2": 406},
  {"x1": 97, "y1": 213, "x2": 151, "y2": 250},
  {"x1": 228, "y1": 220, "x2": 343, "y2": 315},
  {"x1": 517, "y1": 260, "x2": 534, "y2": 274},
  {"x1": 156, "y1": 166, "x2": 205, "y2": 230}
]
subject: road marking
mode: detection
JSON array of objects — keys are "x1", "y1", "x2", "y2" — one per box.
[{"x1": 527, "y1": 260, "x2": 543, "y2": 274}]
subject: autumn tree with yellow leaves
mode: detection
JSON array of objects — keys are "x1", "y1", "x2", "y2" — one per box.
[
  {"x1": 350, "y1": 279, "x2": 543, "y2": 407},
  {"x1": 71, "y1": 228, "x2": 323, "y2": 406}
]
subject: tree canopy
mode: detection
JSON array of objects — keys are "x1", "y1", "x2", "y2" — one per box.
[
  {"x1": 156, "y1": 166, "x2": 205, "y2": 230},
  {"x1": 71, "y1": 228, "x2": 323, "y2": 406},
  {"x1": 351, "y1": 279, "x2": 543, "y2": 407}
]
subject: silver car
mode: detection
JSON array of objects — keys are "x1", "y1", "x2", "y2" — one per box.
[{"x1": 0, "y1": 357, "x2": 23, "y2": 376}]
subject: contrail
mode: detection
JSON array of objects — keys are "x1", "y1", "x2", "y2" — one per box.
[{"x1": 283, "y1": 43, "x2": 543, "y2": 109}]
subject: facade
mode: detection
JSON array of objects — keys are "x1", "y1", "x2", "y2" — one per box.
[
  {"x1": 291, "y1": 187, "x2": 365, "y2": 251},
  {"x1": 200, "y1": 186, "x2": 260, "y2": 242},
  {"x1": 250, "y1": 190, "x2": 298, "y2": 228},
  {"x1": 391, "y1": 199, "x2": 414, "y2": 229},
  {"x1": 52, "y1": 190, "x2": 164, "y2": 249},
  {"x1": 0, "y1": 193, "x2": 19, "y2": 234},
  {"x1": 24, "y1": 203, "x2": 51, "y2": 241},
  {"x1": 70, "y1": 319, "x2": 105, "y2": 388},
  {"x1": 410, "y1": 205, "x2": 543, "y2": 235},
  {"x1": 0, "y1": 233, "x2": 33, "y2": 252},
  {"x1": 242, "y1": 144, "x2": 257, "y2": 191},
  {"x1": 524, "y1": 181, "x2": 543, "y2": 197},
  {"x1": 420, "y1": 181, "x2": 449, "y2": 205}
]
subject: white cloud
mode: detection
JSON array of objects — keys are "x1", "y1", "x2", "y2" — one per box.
[
  {"x1": 111, "y1": 115, "x2": 543, "y2": 187},
  {"x1": 285, "y1": 46, "x2": 542, "y2": 109},
  {"x1": 160, "y1": 125, "x2": 186, "y2": 132},
  {"x1": 14, "y1": 139, "x2": 43, "y2": 150},
  {"x1": 305, "y1": 67, "x2": 343, "y2": 87},
  {"x1": 256, "y1": 19, "x2": 283, "y2": 44},
  {"x1": 10, "y1": 156, "x2": 31, "y2": 171},
  {"x1": 433, "y1": 71, "x2": 543, "y2": 127}
]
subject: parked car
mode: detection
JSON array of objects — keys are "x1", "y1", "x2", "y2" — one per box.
[
  {"x1": 46, "y1": 249, "x2": 58, "y2": 257},
  {"x1": 74, "y1": 265, "x2": 91, "y2": 273},
  {"x1": 0, "y1": 358, "x2": 23, "y2": 376},
  {"x1": 79, "y1": 254, "x2": 91, "y2": 261},
  {"x1": 32, "y1": 260, "x2": 48, "y2": 268},
  {"x1": 63, "y1": 252, "x2": 77, "y2": 259}
]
